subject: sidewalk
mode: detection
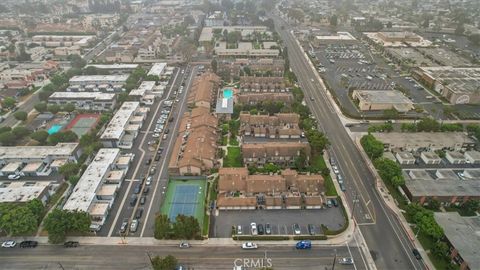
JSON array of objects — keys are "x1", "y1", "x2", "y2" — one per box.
[{"x1": 352, "y1": 136, "x2": 435, "y2": 270}]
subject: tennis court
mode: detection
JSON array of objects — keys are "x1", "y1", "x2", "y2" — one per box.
[
  {"x1": 161, "y1": 179, "x2": 206, "y2": 225},
  {"x1": 65, "y1": 114, "x2": 100, "y2": 137}
]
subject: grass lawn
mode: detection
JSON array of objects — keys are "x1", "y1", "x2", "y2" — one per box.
[
  {"x1": 415, "y1": 229, "x2": 450, "y2": 270},
  {"x1": 310, "y1": 155, "x2": 337, "y2": 196},
  {"x1": 229, "y1": 136, "x2": 239, "y2": 146},
  {"x1": 223, "y1": 147, "x2": 242, "y2": 167},
  {"x1": 221, "y1": 135, "x2": 228, "y2": 146}
]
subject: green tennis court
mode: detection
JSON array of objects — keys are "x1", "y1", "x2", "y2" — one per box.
[{"x1": 161, "y1": 179, "x2": 206, "y2": 225}]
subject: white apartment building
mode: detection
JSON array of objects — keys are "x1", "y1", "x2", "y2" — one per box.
[
  {"x1": 67, "y1": 75, "x2": 129, "y2": 92},
  {"x1": 49, "y1": 92, "x2": 117, "y2": 111}
]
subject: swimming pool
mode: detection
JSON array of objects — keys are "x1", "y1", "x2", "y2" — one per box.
[
  {"x1": 48, "y1": 124, "x2": 63, "y2": 135},
  {"x1": 223, "y1": 89, "x2": 233, "y2": 99}
]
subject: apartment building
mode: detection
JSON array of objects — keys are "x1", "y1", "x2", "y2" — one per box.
[
  {"x1": 214, "y1": 42, "x2": 280, "y2": 58},
  {"x1": 0, "y1": 181, "x2": 53, "y2": 204},
  {"x1": 240, "y1": 113, "x2": 302, "y2": 139},
  {"x1": 147, "y1": 62, "x2": 167, "y2": 77},
  {"x1": 31, "y1": 35, "x2": 96, "y2": 48},
  {"x1": 67, "y1": 75, "x2": 129, "y2": 92},
  {"x1": 85, "y1": 64, "x2": 139, "y2": 74},
  {"x1": 242, "y1": 142, "x2": 311, "y2": 167},
  {"x1": 0, "y1": 143, "x2": 80, "y2": 177},
  {"x1": 100, "y1": 102, "x2": 147, "y2": 149},
  {"x1": 48, "y1": 92, "x2": 116, "y2": 111},
  {"x1": 63, "y1": 148, "x2": 133, "y2": 231},
  {"x1": 187, "y1": 72, "x2": 220, "y2": 109}
]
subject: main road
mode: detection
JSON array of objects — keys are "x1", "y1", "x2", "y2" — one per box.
[
  {"x1": 0, "y1": 244, "x2": 363, "y2": 270},
  {"x1": 271, "y1": 12, "x2": 425, "y2": 270}
]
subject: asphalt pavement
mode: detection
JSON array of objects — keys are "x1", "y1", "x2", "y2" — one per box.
[{"x1": 272, "y1": 11, "x2": 426, "y2": 270}]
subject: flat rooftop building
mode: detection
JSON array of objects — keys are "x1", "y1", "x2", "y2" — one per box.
[
  {"x1": 129, "y1": 81, "x2": 156, "y2": 97},
  {"x1": 352, "y1": 90, "x2": 414, "y2": 112},
  {"x1": 434, "y1": 212, "x2": 480, "y2": 270},
  {"x1": 69, "y1": 75, "x2": 129, "y2": 86},
  {"x1": 0, "y1": 181, "x2": 52, "y2": 203},
  {"x1": 373, "y1": 132, "x2": 475, "y2": 151},
  {"x1": 366, "y1": 31, "x2": 432, "y2": 47},
  {"x1": 100, "y1": 102, "x2": 144, "y2": 149},
  {"x1": 49, "y1": 92, "x2": 116, "y2": 111},
  {"x1": 314, "y1": 32, "x2": 357, "y2": 46},
  {"x1": 147, "y1": 63, "x2": 167, "y2": 77},
  {"x1": 85, "y1": 64, "x2": 139, "y2": 73}
]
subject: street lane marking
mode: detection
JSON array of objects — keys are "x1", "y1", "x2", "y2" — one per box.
[{"x1": 346, "y1": 241, "x2": 358, "y2": 270}]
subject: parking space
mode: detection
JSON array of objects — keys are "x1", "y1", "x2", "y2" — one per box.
[{"x1": 212, "y1": 207, "x2": 345, "y2": 237}]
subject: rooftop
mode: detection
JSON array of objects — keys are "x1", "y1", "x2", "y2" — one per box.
[
  {"x1": 215, "y1": 98, "x2": 234, "y2": 114},
  {"x1": 147, "y1": 63, "x2": 167, "y2": 76},
  {"x1": 129, "y1": 81, "x2": 156, "y2": 96},
  {"x1": 0, "y1": 181, "x2": 51, "y2": 203},
  {"x1": 416, "y1": 67, "x2": 480, "y2": 95},
  {"x1": 315, "y1": 31, "x2": 356, "y2": 41},
  {"x1": 404, "y1": 171, "x2": 480, "y2": 197},
  {"x1": 374, "y1": 132, "x2": 475, "y2": 148},
  {"x1": 49, "y1": 92, "x2": 116, "y2": 101},
  {"x1": 69, "y1": 75, "x2": 129, "y2": 84},
  {"x1": 63, "y1": 148, "x2": 119, "y2": 213},
  {"x1": 434, "y1": 212, "x2": 480, "y2": 270},
  {"x1": 100, "y1": 102, "x2": 140, "y2": 140},
  {"x1": 0, "y1": 143, "x2": 79, "y2": 160},
  {"x1": 85, "y1": 64, "x2": 139, "y2": 70}
]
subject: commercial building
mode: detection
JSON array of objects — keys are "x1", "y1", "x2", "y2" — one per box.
[
  {"x1": 214, "y1": 42, "x2": 280, "y2": 58},
  {"x1": 168, "y1": 107, "x2": 218, "y2": 176},
  {"x1": 48, "y1": 92, "x2": 116, "y2": 111},
  {"x1": 313, "y1": 32, "x2": 357, "y2": 46},
  {"x1": 352, "y1": 90, "x2": 414, "y2": 112},
  {"x1": 240, "y1": 113, "x2": 302, "y2": 139},
  {"x1": 366, "y1": 31, "x2": 432, "y2": 47},
  {"x1": 217, "y1": 167, "x2": 324, "y2": 210},
  {"x1": 242, "y1": 142, "x2": 311, "y2": 167},
  {"x1": 373, "y1": 132, "x2": 476, "y2": 152},
  {"x1": 416, "y1": 48, "x2": 472, "y2": 67},
  {"x1": 434, "y1": 212, "x2": 480, "y2": 270},
  {"x1": 63, "y1": 148, "x2": 133, "y2": 231},
  {"x1": 68, "y1": 75, "x2": 129, "y2": 92},
  {"x1": 412, "y1": 67, "x2": 480, "y2": 104},
  {"x1": 384, "y1": 48, "x2": 437, "y2": 67},
  {"x1": 0, "y1": 143, "x2": 80, "y2": 177},
  {"x1": 0, "y1": 181, "x2": 53, "y2": 204},
  {"x1": 100, "y1": 102, "x2": 147, "y2": 149}
]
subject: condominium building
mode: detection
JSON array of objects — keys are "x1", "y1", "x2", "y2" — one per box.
[{"x1": 49, "y1": 92, "x2": 117, "y2": 111}]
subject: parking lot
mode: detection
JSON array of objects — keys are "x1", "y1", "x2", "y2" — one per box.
[{"x1": 212, "y1": 207, "x2": 345, "y2": 237}]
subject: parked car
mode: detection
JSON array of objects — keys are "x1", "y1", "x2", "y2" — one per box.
[
  {"x1": 338, "y1": 258, "x2": 354, "y2": 265},
  {"x1": 257, "y1": 224, "x2": 264, "y2": 235},
  {"x1": 130, "y1": 219, "x2": 139, "y2": 233},
  {"x1": 7, "y1": 174, "x2": 20, "y2": 180},
  {"x1": 412, "y1": 248, "x2": 422, "y2": 260},
  {"x1": 293, "y1": 223, "x2": 301, "y2": 235},
  {"x1": 155, "y1": 154, "x2": 161, "y2": 161},
  {"x1": 179, "y1": 242, "x2": 190, "y2": 249},
  {"x1": 158, "y1": 148, "x2": 164, "y2": 154},
  {"x1": 129, "y1": 195, "x2": 138, "y2": 206},
  {"x1": 146, "y1": 176, "x2": 152, "y2": 186},
  {"x1": 1, "y1": 240, "x2": 16, "y2": 248},
  {"x1": 140, "y1": 196, "x2": 146, "y2": 205},
  {"x1": 237, "y1": 225, "x2": 243, "y2": 235},
  {"x1": 308, "y1": 224, "x2": 315, "y2": 235},
  {"x1": 149, "y1": 167, "x2": 156, "y2": 175},
  {"x1": 19, "y1": 240, "x2": 38, "y2": 248},
  {"x1": 241, "y1": 242, "x2": 258, "y2": 250},
  {"x1": 64, "y1": 241, "x2": 79, "y2": 248},
  {"x1": 331, "y1": 199, "x2": 338, "y2": 207},
  {"x1": 143, "y1": 187, "x2": 150, "y2": 194},
  {"x1": 265, "y1": 223, "x2": 271, "y2": 235},
  {"x1": 145, "y1": 158, "x2": 152, "y2": 165},
  {"x1": 133, "y1": 184, "x2": 141, "y2": 194},
  {"x1": 295, "y1": 240, "x2": 311, "y2": 249},
  {"x1": 250, "y1": 222, "x2": 257, "y2": 235},
  {"x1": 163, "y1": 134, "x2": 168, "y2": 140},
  {"x1": 152, "y1": 133, "x2": 160, "y2": 138},
  {"x1": 120, "y1": 220, "x2": 128, "y2": 234},
  {"x1": 339, "y1": 182, "x2": 346, "y2": 192}
]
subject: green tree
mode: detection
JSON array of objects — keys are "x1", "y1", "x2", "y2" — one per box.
[
  {"x1": 83, "y1": 66, "x2": 99, "y2": 75},
  {"x1": 360, "y1": 134, "x2": 384, "y2": 159},
  {"x1": 39, "y1": 90, "x2": 53, "y2": 101},
  {"x1": 14, "y1": 111, "x2": 28, "y2": 121},
  {"x1": 26, "y1": 199, "x2": 45, "y2": 223},
  {"x1": 373, "y1": 158, "x2": 403, "y2": 187},
  {"x1": 151, "y1": 255, "x2": 178, "y2": 270},
  {"x1": 63, "y1": 103, "x2": 76, "y2": 113},
  {"x1": 68, "y1": 54, "x2": 87, "y2": 69},
  {"x1": 455, "y1": 23, "x2": 465, "y2": 35},
  {"x1": 306, "y1": 130, "x2": 329, "y2": 155},
  {"x1": 172, "y1": 215, "x2": 201, "y2": 240},
  {"x1": 44, "y1": 209, "x2": 90, "y2": 244},
  {"x1": 68, "y1": 175, "x2": 81, "y2": 186},
  {"x1": 425, "y1": 198, "x2": 441, "y2": 211},
  {"x1": 383, "y1": 109, "x2": 399, "y2": 119},
  {"x1": 329, "y1": 14, "x2": 338, "y2": 27},
  {"x1": 42, "y1": 83, "x2": 56, "y2": 93},
  {"x1": 47, "y1": 104, "x2": 61, "y2": 114},
  {"x1": 2, "y1": 97, "x2": 16, "y2": 108},
  {"x1": 417, "y1": 118, "x2": 440, "y2": 132},
  {"x1": 0, "y1": 206, "x2": 38, "y2": 236},
  {"x1": 294, "y1": 150, "x2": 307, "y2": 170},
  {"x1": 432, "y1": 241, "x2": 449, "y2": 259},
  {"x1": 154, "y1": 214, "x2": 171, "y2": 239},
  {"x1": 459, "y1": 200, "x2": 479, "y2": 216},
  {"x1": 59, "y1": 162, "x2": 80, "y2": 179},
  {"x1": 30, "y1": 130, "x2": 49, "y2": 144},
  {"x1": 0, "y1": 132, "x2": 16, "y2": 145},
  {"x1": 0, "y1": 127, "x2": 11, "y2": 134},
  {"x1": 12, "y1": 126, "x2": 31, "y2": 138},
  {"x1": 34, "y1": 102, "x2": 48, "y2": 113},
  {"x1": 211, "y1": 59, "x2": 217, "y2": 73},
  {"x1": 390, "y1": 175, "x2": 405, "y2": 188},
  {"x1": 51, "y1": 74, "x2": 68, "y2": 87}
]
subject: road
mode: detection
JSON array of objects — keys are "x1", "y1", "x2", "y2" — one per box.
[
  {"x1": 272, "y1": 12, "x2": 425, "y2": 270},
  {"x1": 0, "y1": 244, "x2": 364, "y2": 270}
]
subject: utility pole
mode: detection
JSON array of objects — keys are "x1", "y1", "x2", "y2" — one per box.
[
  {"x1": 57, "y1": 263, "x2": 65, "y2": 270},
  {"x1": 332, "y1": 249, "x2": 337, "y2": 270}
]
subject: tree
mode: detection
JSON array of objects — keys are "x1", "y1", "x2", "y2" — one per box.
[
  {"x1": 63, "y1": 103, "x2": 76, "y2": 113},
  {"x1": 47, "y1": 104, "x2": 61, "y2": 114},
  {"x1": 329, "y1": 15, "x2": 338, "y2": 27},
  {"x1": 39, "y1": 91, "x2": 53, "y2": 102},
  {"x1": 417, "y1": 117, "x2": 440, "y2": 132},
  {"x1": 374, "y1": 158, "x2": 403, "y2": 187},
  {"x1": 360, "y1": 134, "x2": 384, "y2": 159},
  {"x1": 151, "y1": 255, "x2": 178, "y2": 270},
  {"x1": 211, "y1": 59, "x2": 217, "y2": 73},
  {"x1": 2, "y1": 97, "x2": 16, "y2": 109},
  {"x1": 14, "y1": 111, "x2": 28, "y2": 121},
  {"x1": 459, "y1": 200, "x2": 479, "y2": 216},
  {"x1": 30, "y1": 130, "x2": 49, "y2": 144},
  {"x1": 294, "y1": 150, "x2": 307, "y2": 170},
  {"x1": 34, "y1": 102, "x2": 48, "y2": 113},
  {"x1": 154, "y1": 214, "x2": 171, "y2": 239},
  {"x1": 68, "y1": 175, "x2": 80, "y2": 186},
  {"x1": 468, "y1": 33, "x2": 480, "y2": 45},
  {"x1": 0, "y1": 132, "x2": 16, "y2": 146},
  {"x1": 306, "y1": 130, "x2": 329, "y2": 155},
  {"x1": 44, "y1": 209, "x2": 90, "y2": 244},
  {"x1": 12, "y1": 126, "x2": 31, "y2": 138},
  {"x1": 172, "y1": 215, "x2": 201, "y2": 240},
  {"x1": 432, "y1": 241, "x2": 449, "y2": 259},
  {"x1": 425, "y1": 198, "x2": 441, "y2": 211},
  {"x1": 83, "y1": 66, "x2": 99, "y2": 75},
  {"x1": 68, "y1": 54, "x2": 87, "y2": 69},
  {"x1": 48, "y1": 130, "x2": 78, "y2": 145},
  {"x1": 0, "y1": 127, "x2": 11, "y2": 134},
  {"x1": 59, "y1": 162, "x2": 80, "y2": 179},
  {"x1": 387, "y1": 21, "x2": 393, "y2": 28},
  {"x1": 383, "y1": 109, "x2": 398, "y2": 119},
  {"x1": 390, "y1": 175, "x2": 405, "y2": 188},
  {"x1": 51, "y1": 74, "x2": 68, "y2": 87},
  {"x1": 0, "y1": 206, "x2": 38, "y2": 236}
]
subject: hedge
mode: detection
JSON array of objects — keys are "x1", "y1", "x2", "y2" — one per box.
[
  {"x1": 233, "y1": 235, "x2": 290, "y2": 241},
  {"x1": 293, "y1": 235, "x2": 327, "y2": 240}
]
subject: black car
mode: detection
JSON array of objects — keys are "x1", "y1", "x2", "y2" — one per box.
[
  {"x1": 133, "y1": 184, "x2": 141, "y2": 194},
  {"x1": 412, "y1": 249, "x2": 422, "y2": 260},
  {"x1": 130, "y1": 195, "x2": 138, "y2": 206},
  {"x1": 331, "y1": 199, "x2": 338, "y2": 207},
  {"x1": 145, "y1": 158, "x2": 152, "y2": 165},
  {"x1": 143, "y1": 187, "x2": 150, "y2": 194},
  {"x1": 154, "y1": 154, "x2": 161, "y2": 161},
  {"x1": 135, "y1": 208, "x2": 144, "y2": 219},
  {"x1": 158, "y1": 148, "x2": 164, "y2": 154},
  {"x1": 20, "y1": 241, "x2": 38, "y2": 248},
  {"x1": 308, "y1": 224, "x2": 316, "y2": 235},
  {"x1": 257, "y1": 224, "x2": 265, "y2": 235},
  {"x1": 164, "y1": 129, "x2": 169, "y2": 134},
  {"x1": 64, "y1": 241, "x2": 79, "y2": 248},
  {"x1": 140, "y1": 196, "x2": 146, "y2": 205}
]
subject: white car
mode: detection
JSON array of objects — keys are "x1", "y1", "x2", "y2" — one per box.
[
  {"x1": 250, "y1": 222, "x2": 257, "y2": 235},
  {"x1": 7, "y1": 174, "x2": 20, "y2": 180},
  {"x1": 146, "y1": 177, "x2": 152, "y2": 186},
  {"x1": 241, "y1": 242, "x2": 258, "y2": 250},
  {"x1": 332, "y1": 166, "x2": 339, "y2": 174},
  {"x1": 338, "y1": 257, "x2": 354, "y2": 265},
  {"x1": 152, "y1": 133, "x2": 160, "y2": 138},
  {"x1": 2, "y1": 240, "x2": 16, "y2": 248}
]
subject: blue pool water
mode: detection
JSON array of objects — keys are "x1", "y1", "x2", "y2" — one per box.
[
  {"x1": 48, "y1": 124, "x2": 63, "y2": 135},
  {"x1": 223, "y1": 89, "x2": 233, "y2": 99}
]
